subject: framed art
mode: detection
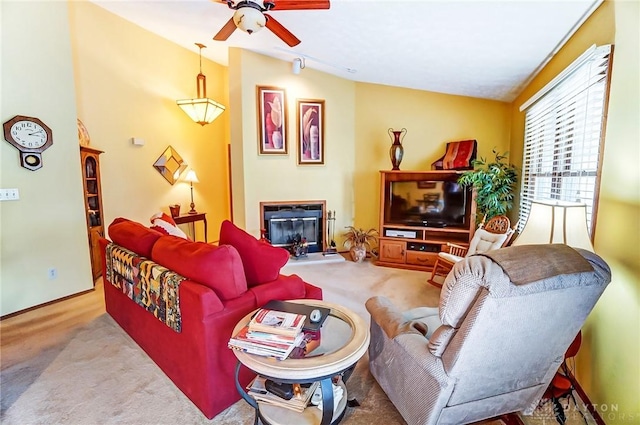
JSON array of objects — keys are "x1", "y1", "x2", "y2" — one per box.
[
  {"x1": 257, "y1": 86, "x2": 287, "y2": 155},
  {"x1": 296, "y1": 99, "x2": 324, "y2": 165}
]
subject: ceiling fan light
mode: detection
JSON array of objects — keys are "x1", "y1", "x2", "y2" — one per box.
[{"x1": 233, "y1": 7, "x2": 266, "y2": 34}]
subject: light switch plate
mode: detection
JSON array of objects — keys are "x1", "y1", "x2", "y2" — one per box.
[{"x1": 0, "y1": 188, "x2": 20, "y2": 201}]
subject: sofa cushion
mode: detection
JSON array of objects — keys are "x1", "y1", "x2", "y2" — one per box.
[
  {"x1": 108, "y1": 217, "x2": 163, "y2": 258},
  {"x1": 219, "y1": 220, "x2": 289, "y2": 286},
  {"x1": 151, "y1": 235, "x2": 248, "y2": 300},
  {"x1": 150, "y1": 212, "x2": 189, "y2": 239}
]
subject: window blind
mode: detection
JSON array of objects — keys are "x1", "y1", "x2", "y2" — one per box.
[{"x1": 518, "y1": 44, "x2": 613, "y2": 235}]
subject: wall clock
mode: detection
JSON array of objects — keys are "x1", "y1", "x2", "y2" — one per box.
[{"x1": 3, "y1": 115, "x2": 53, "y2": 171}]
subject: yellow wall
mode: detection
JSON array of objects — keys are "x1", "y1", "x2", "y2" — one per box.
[
  {"x1": 227, "y1": 50, "x2": 511, "y2": 246},
  {"x1": 68, "y1": 2, "x2": 231, "y2": 241},
  {"x1": 1, "y1": 1, "x2": 232, "y2": 316},
  {"x1": 1, "y1": 1, "x2": 93, "y2": 316},
  {"x1": 509, "y1": 1, "x2": 639, "y2": 421},
  {"x1": 353, "y1": 84, "x2": 511, "y2": 231},
  {"x1": 228, "y1": 49, "x2": 357, "y2": 239}
]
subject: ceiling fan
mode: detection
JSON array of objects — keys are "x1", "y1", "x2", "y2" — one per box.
[{"x1": 212, "y1": 0, "x2": 330, "y2": 47}]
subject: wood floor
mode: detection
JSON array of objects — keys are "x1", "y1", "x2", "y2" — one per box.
[{"x1": 0, "y1": 279, "x2": 106, "y2": 370}]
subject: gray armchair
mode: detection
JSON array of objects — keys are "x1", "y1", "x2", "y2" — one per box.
[{"x1": 366, "y1": 244, "x2": 611, "y2": 425}]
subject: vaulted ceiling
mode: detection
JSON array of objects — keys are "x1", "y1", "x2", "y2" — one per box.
[{"x1": 91, "y1": 0, "x2": 603, "y2": 102}]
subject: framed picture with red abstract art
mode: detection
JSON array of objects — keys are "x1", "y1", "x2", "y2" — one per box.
[
  {"x1": 257, "y1": 86, "x2": 288, "y2": 155},
  {"x1": 296, "y1": 99, "x2": 324, "y2": 165}
]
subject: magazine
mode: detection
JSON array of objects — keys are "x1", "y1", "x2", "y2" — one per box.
[
  {"x1": 247, "y1": 376, "x2": 319, "y2": 413},
  {"x1": 289, "y1": 329, "x2": 322, "y2": 359},
  {"x1": 261, "y1": 300, "x2": 330, "y2": 331},
  {"x1": 249, "y1": 308, "x2": 306, "y2": 337},
  {"x1": 228, "y1": 325, "x2": 303, "y2": 360}
]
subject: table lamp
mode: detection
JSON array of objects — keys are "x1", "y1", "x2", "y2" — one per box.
[
  {"x1": 512, "y1": 200, "x2": 594, "y2": 252},
  {"x1": 185, "y1": 170, "x2": 199, "y2": 214}
]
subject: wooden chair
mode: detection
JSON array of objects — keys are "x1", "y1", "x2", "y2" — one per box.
[{"x1": 428, "y1": 215, "x2": 516, "y2": 288}]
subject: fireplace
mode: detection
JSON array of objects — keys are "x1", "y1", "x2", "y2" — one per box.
[{"x1": 260, "y1": 201, "x2": 325, "y2": 253}]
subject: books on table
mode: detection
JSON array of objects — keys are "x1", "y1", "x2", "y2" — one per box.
[
  {"x1": 228, "y1": 307, "x2": 307, "y2": 360},
  {"x1": 247, "y1": 376, "x2": 319, "y2": 413},
  {"x1": 249, "y1": 308, "x2": 306, "y2": 337},
  {"x1": 228, "y1": 306, "x2": 324, "y2": 361},
  {"x1": 228, "y1": 325, "x2": 304, "y2": 360}
]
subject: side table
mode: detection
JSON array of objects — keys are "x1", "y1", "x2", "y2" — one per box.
[
  {"x1": 173, "y1": 212, "x2": 207, "y2": 242},
  {"x1": 232, "y1": 300, "x2": 370, "y2": 425}
]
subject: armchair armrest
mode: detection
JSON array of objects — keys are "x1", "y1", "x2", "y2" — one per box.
[
  {"x1": 367, "y1": 301, "x2": 454, "y2": 425},
  {"x1": 365, "y1": 296, "x2": 429, "y2": 340}
]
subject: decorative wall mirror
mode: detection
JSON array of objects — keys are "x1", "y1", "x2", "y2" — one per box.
[{"x1": 153, "y1": 146, "x2": 187, "y2": 185}]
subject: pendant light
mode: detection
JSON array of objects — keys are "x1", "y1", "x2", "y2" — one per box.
[{"x1": 176, "y1": 43, "x2": 225, "y2": 126}]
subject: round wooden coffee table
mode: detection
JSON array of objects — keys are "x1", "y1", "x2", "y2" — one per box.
[{"x1": 232, "y1": 299, "x2": 370, "y2": 425}]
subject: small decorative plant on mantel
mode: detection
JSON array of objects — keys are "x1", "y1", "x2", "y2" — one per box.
[
  {"x1": 343, "y1": 226, "x2": 379, "y2": 263},
  {"x1": 458, "y1": 149, "x2": 518, "y2": 222}
]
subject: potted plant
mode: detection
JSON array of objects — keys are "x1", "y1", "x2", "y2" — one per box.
[
  {"x1": 343, "y1": 226, "x2": 378, "y2": 263},
  {"x1": 458, "y1": 149, "x2": 518, "y2": 222}
]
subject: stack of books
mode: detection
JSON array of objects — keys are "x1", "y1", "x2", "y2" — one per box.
[
  {"x1": 228, "y1": 308, "x2": 307, "y2": 360},
  {"x1": 246, "y1": 376, "x2": 319, "y2": 413}
]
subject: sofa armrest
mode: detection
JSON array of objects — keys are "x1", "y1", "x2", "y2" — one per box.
[
  {"x1": 179, "y1": 281, "x2": 225, "y2": 319},
  {"x1": 249, "y1": 274, "x2": 307, "y2": 306},
  {"x1": 303, "y1": 281, "x2": 323, "y2": 300}
]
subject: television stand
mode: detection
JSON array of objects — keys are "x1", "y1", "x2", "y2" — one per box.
[{"x1": 376, "y1": 171, "x2": 477, "y2": 273}]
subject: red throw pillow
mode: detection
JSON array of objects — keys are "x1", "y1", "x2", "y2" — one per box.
[
  {"x1": 218, "y1": 220, "x2": 289, "y2": 286},
  {"x1": 151, "y1": 236, "x2": 248, "y2": 301},
  {"x1": 150, "y1": 212, "x2": 188, "y2": 239},
  {"x1": 108, "y1": 218, "x2": 163, "y2": 258}
]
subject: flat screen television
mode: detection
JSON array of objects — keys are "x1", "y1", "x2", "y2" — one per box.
[{"x1": 385, "y1": 179, "x2": 470, "y2": 228}]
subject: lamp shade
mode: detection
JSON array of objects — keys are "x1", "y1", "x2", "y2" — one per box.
[
  {"x1": 176, "y1": 98, "x2": 225, "y2": 126},
  {"x1": 512, "y1": 200, "x2": 594, "y2": 252},
  {"x1": 176, "y1": 43, "x2": 225, "y2": 126},
  {"x1": 185, "y1": 170, "x2": 199, "y2": 183}
]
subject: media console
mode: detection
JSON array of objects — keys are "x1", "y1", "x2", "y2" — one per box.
[{"x1": 376, "y1": 170, "x2": 477, "y2": 272}]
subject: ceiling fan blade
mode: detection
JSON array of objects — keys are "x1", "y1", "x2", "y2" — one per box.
[
  {"x1": 213, "y1": 17, "x2": 237, "y2": 41},
  {"x1": 271, "y1": 0, "x2": 330, "y2": 10},
  {"x1": 265, "y1": 14, "x2": 301, "y2": 47}
]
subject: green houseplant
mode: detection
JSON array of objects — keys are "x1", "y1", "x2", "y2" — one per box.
[
  {"x1": 342, "y1": 226, "x2": 378, "y2": 263},
  {"x1": 458, "y1": 149, "x2": 518, "y2": 222}
]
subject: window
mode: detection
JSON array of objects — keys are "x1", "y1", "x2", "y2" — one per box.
[{"x1": 518, "y1": 44, "x2": 613, "y2": 236}]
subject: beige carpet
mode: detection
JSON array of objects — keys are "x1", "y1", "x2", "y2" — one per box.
[{"x1": 0, "y1": 260, "x2": 596, "y2": 424}]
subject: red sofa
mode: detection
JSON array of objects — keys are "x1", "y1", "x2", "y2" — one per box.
[{"x1": 99, "y1": 218, "x2": 322, "y2": 419}]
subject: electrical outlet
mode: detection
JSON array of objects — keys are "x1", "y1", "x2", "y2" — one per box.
[
  {"x1": 0, "y1": 188, "x2": 20, "y2": 201},
  {"x1": 48, "y1": 268, "x2": 57, "y2": 280}
]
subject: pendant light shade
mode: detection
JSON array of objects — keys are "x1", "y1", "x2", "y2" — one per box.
[
  {"x1": 177, "y1": 97, "x2": 225, "y2": 125},
  {"x1": 177, "y1": 43, "x2": 225, "y2": 126}
]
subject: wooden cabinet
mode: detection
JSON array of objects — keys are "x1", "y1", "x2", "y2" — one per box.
[
  {"x1": 376, "y1": 170, "x2": 476, "y2": 272},
  {"x1": 379, "y1": 239, "x2": 406, "y2": 264},
  {"x1": 80, "y1": 146, "x2": 105, "y2": 282}
]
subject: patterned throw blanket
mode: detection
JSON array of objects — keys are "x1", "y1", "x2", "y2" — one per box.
[{"x1": 105, "y1": 243, "x2": 184, "y2": 332}]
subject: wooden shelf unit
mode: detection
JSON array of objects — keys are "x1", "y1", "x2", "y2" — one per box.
[
  {"x1": 80, "y1": 146, "x2": 105, "y2": 282},
  {"x1": 376, "y1": 170, "x2": 476, "y2": 272}
]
